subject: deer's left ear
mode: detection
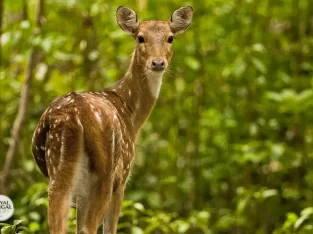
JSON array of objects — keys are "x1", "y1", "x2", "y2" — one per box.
[
  {"x1": 116, "y1": 6, "x2": 139, "y2": 35},
  {"x1": 169, "y1": 6, "x2": 193, "y2": 35}
]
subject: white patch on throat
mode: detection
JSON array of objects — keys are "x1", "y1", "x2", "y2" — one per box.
[{"x1": 148, "y1": 72, "x2": 163, "y2": 98}]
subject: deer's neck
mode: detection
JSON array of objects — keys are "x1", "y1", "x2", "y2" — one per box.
[{"x1": 111, "y1": 51, "x2": 163, "y2": 133}]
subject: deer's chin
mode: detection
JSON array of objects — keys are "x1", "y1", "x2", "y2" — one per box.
[{"x1": 147, "y1": 68, "x2": 166, "y2": 73}]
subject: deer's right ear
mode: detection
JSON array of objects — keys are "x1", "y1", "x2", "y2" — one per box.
[{"x1": 116, "y1": 6, "x2": 139, "y2": 35}]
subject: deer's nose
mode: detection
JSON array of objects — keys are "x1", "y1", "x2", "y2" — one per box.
[{"x1": 151, "y1": 59, "x2": 165, "y2": 71}]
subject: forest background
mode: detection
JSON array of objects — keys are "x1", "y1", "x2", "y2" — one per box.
[{"x1": 1, "y1": 0, "x2": 313, "y2": 233}]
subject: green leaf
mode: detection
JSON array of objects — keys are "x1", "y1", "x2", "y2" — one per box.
[
  {"x1": 265, "y1": 91, "x2": 282, "y2": 102},
  {"x1": 131, "y1": 226, "x2": 143, "y2": 234},
  {"x1": 301, "y1": 207, "x2": 313, "y2": 217},
  {"x1": 251, "y1": 57, "x2": 267, "y2": 73},
  {"x1": 173, "y1": 220, "x2": 190, "y2": 233},
  {"x1": 233, "y1": 57, "x2": 247, "y2": 77},
  {"x1": 251, "y1": 43, "x2": 266, "y2": 53},
  {"x1": 13, "y1": 220, "x2": 27, "y2": 226},
  {"x1": 184, "y1": 56, "x2": 200, "y2": 70},
  {"x1": 262, "y1": 189, "x2": 278, "y2": 199},
  {"x1": 237, "y1": 196, "x2": 250, "y2": 214},
  {"x1": 29, "y1": 222, "x2": 40, "y2": 231},
  {"x1": 297, "y1": 90, "x2": 313, "y2": 104},
  {"x1": 16, "y1": 226, "x2": 29, "y2": 232},
  {"x1": 294, "y1": 215, "x2": 310, "y2": 230},
  {"x1": 197, "y1": 211, "x2": 210, "y2": 223},
  {"x1": 0, "y1": 224, "x2": 9, "y2": 227},
  {"x1": 1, "y1": 226, "x2": 13, "y2": 234},
  {"x1": 133, "y1": 203, "x2": 145, "y2": 211}
]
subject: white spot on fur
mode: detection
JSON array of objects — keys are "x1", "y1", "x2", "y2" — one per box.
[
  {"x1": 148, "y1": 72, "x2": 163, "y2": 98},
  {"x1": 58, "y1": 156, "x2": 64, "y2": 171},
  {"x1": 76, "y1": 116, "x2": 83, "y2": 130},
  {"x1": 128, "y1": 89, "x2": 132, "y2": 97},
  {"x1": 135, "y1": 101, "x2": 140, "y2": 110},
  {"x1": 111, "y1": 130, "x2": 115, "y2": 157},
  {"x1": 59, "y1": 131, "x2": 65, "y2": 169},
  {"x1": 47, "y1": 149, "x2": 51, "y2": 156},
  {"x1": 94, "y1": 111, "x2": 103, "y2": 131}
]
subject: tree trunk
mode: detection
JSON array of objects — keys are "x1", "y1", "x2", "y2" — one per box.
[{"x1": 0, "y1": 0, "x2": 45, "y2": 194}]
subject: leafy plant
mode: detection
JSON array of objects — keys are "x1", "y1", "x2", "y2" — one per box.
[{"x1": 0, "y1": 220, "x2": 29, "y2": 234}]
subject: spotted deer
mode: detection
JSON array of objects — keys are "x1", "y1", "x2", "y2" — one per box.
[{"x1": 31, "y1": 6, "x2": 193, "y2": 234}]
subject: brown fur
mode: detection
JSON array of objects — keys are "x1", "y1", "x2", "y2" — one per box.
[{"x1": 32, "y1": 6, "x2": 193, "y2": 234}]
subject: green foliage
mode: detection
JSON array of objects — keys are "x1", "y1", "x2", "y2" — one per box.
[
  {"x1": 0, "y1": 220, "x2": 29, "y2": 234},
  {"x1": 1, "y1": 0, "x2": 313, "y2": 233},
  {"x1": 1, "y1": 186, "x2": 209, "y2": 233},
  {"x1": 273, "y1": 207, "x2": 313, "y2": 234}
]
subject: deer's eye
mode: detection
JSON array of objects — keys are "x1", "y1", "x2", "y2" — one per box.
[
  {"x1": 138, "y1": 35, "x2": 144, "y2": 43},
  {"x1": 168, "y1": 35, "x2": 174, "y2": 43}
]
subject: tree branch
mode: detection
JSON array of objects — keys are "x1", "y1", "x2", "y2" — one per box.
[{"x1": 0, "y1": 0, "x2": 45, "y2": 194}]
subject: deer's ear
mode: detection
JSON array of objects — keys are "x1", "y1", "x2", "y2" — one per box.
[
  {"x1": 116, "y1": 6, "x2": 139, "y2": 35},
  {"x1": 169, "y1": 6, "x2": 193, "y2": 35}
]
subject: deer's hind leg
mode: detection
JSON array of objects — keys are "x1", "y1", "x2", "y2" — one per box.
[
  {"x1": 76, "y1": 194, "x2": 91, "y2": 234},
  {"x1": 75, "y1": 155, "x2": 93, "y2": 234},
  {"x1": 81, "y1": 156, "x2": 114, "y2": 233},
  {"x1": 46, "y1": 119, "x2": 84, "y2": 234},
  {"x1": 102, "y1": 182, "x2": 125, "y2": 234}
]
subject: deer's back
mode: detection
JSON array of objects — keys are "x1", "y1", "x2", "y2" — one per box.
[{"x1": 32, "y1": 91, "x2": 135, "y2": 184}]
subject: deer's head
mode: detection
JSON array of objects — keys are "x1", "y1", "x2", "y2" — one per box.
[{"x1": 116, "y1": 6, "x2": 193, "y2": 73}]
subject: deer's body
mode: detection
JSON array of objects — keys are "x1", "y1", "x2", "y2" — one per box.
[{"x1": 32, "y1": 6, "x2": 193, "y2": 234}]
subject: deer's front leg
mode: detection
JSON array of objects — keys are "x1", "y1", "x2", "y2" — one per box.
[{"x1": 103, "y1": 183, "x2": 125, "y2": 234}]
